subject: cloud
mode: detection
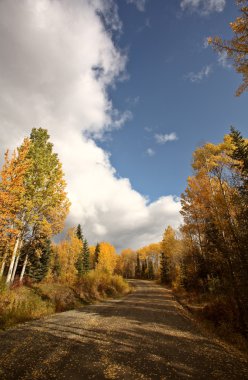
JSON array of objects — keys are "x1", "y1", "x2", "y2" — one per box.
[
  {"x1": 125, "y1": 96, "x2": 140, "y2": 107},
  {"x1": 155, "y1": 133, "x2": 178, "y2": 144},
  {"x1": 126, "y1": 0, "x2": 147, "y2": 12},
  {"x1": 180, "y1": 0, "x2": 226, "y2": 15},
  {"x1": 0, "y1": 0, "x2": 181, "y2": 251},
  {"x1": 185, "y1": 65, "x2": 212, "y2": 82},
  {"x1": 217, "y1": 51, "x2": 232, "y2": 69},
  {"x1": 203, "y1": 37, "x2": 209, "y2": 49},
  {"x1": 145, "y1": 127, "x2": 153, "y2": 132},
  {"x1": 146, "y1": 148, "x2": 155, "y2": 156}
]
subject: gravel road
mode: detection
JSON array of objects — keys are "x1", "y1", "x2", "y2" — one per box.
[{"x1": 0, "y1": 280, "x2": 247, "y2": 379}]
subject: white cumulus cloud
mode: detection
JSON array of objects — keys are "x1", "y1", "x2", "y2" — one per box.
[
  {"x1": 127, "y1": 0, "x2": 147, "y2": 12},
  {"x1": 180, "y1": 0, "x2": 226, "y2": 15},
  {"x1": 155, "y1": 133, "x2": 178, "y2": 144},
  {"x1": 185, "y1": 65, "x2": 212, "y2": 82},
  {"x1": 0, "y1": 0, "x2": 181, "y2": 251},
  {"x1": 217, "y1": 51, "x2": 232, "y2": 69}
]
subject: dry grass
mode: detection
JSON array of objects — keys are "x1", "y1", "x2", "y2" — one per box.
[
  {"x1": 75, "y1": 270, "x2": 130, "y2": 301},
  {"x1": 0, "y1": 284, "x2": 54, "y2": 329},
  {"x1": 0, "y1": 272, "x2": 130, "y2": 330},
  {"x1": 174, "y1": 289, "x2": 248, "y2": 353}
]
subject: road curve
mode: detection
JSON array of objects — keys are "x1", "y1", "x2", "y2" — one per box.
[{"x1": 0, "y1": 280, "x2": 247, "y2": 380}]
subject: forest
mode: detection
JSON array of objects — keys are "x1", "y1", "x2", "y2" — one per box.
[
  {"x1": 0, "y1": 0, "x2": 248, "y2": 347},
  {"x1": 0, "y1": 126, "x2": 247, "y2": 342}
]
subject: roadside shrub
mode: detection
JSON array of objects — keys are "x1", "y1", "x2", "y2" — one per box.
[
  {"x1": 34, "y1": 283, "x2": 80, "y2": 312},
  {"x1": 0, "y1": 272, "x2": 130, "y2": 329},
  {"x1": 76, "y1": 270, "x2": 130, "y2": 301},
  {"x1": 202, "y1": 297, "x2": 237, "y2": 327},
  {"x1": 0, "y1": 287, "x2": 54, "y2": 329}
]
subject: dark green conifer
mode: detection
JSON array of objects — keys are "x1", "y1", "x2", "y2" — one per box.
[
  {"x1": 141, "y1": 260, "x2": 148, "y2": 279},
  {"x1": 26, "y1": 238, "x2": 52, "y2": 282},
  {"x1": 76, "y1": 224, "x2": 83, "y2": 241},
  {"x1": 83, "y1": 239, "x2": 90, "y2": 274},
  {"x1": 135, "y1": 253, "x2": 141, "y2": 278},
  {"x1": 148, "y1": 260, "x2": 155, "y2": 280},
  {"x1": 75, "y1": 224, "x2": 84, "y2": 276},
  {"x1": 94, "y1": 243, "x2": 100, "y2": 269},
  {"x1": 160, "y1": 252, "x2": 170, "y2": 284}
]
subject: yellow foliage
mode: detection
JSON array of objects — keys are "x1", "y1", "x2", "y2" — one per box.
[
  {"x1": 53, "y1": 228, "x2": 82, "y2": 283},
  {"x1": 97, "y1": 242, "x2": 117, "y2": 274}
]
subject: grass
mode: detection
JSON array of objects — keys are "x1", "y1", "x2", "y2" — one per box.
[
  {"x1": 174, "y1": 288, "x2": 248, "y2": 353},
  {"x1": 0, "y1": 272, "x2": 130, "y2": 330}
]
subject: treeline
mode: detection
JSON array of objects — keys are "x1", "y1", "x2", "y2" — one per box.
[
  {"x1": 0, "y1": 128, "x2": 120, "y2": 286},
  {"x1": 118, "y1": 128, "x2": 248, "y2": 338},
  {"x1": 180, "y1": 128, "x2": 248, "y2": 337}
]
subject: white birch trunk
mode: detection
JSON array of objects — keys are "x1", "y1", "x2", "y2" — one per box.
[
  {"x1": 0, "y1": 258, "x2": 6, "y2": 279},
  {"x1": 0, "y1": 248, "x2": 8, "y2": 279},
  {"x1": 10, "y1": 240, "x2": 23, "y2": 283},
  {"x1": 6, "y1": 236, "x2": 21, "y2": 284},
  {"x1": 20, "y1": 253, "x2": 28, "y2": 283}
]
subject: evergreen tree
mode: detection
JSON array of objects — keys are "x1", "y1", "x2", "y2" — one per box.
[
  {"x1": 94, "y1": 243, "x2": 100, "y2": 269},
  {"x1": 148, "y1": 260, "x2": 155, "y2": 280},
  {"x1": 75, "y1": 249, "x2": 83, "y2": 276},
  {"x1": 76, "y1": 224, "x2": 83, "y2": 241},
  {"x1": 75, "y1": 224, "x2": 84, "y2": 276},
  {"x1": 135, "y1": 253, "x2": 141, "y2": 278},
  {"x1": 160, "y1": 252, "x2": 170, "y2": 284},
  {"x1": 26, "y1": 237, "x2": 52, "y2": 282},
  {"x1": 141, "y1": 260, "x2": 148, "y2": 279},
  {"x1": 83, "y1": 239, "x2": 90, "y2": 274}
]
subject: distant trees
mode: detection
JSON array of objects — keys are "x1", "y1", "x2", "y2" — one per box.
[
  {"x1": 209, "y1": 0, "x2": 248, "y2": 95},
  {"x1": 135, "y1": 253, "x2": 141, "y2": 278}
]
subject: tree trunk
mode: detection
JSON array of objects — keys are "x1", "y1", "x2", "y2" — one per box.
[
  {"x1": 0, "y1": 248, "x2": 8, "y2": 279},
  {"x1": 6, "y1": 236, "x2": 21, "y2": 284},
  {"x1": 10, "y1": 240, "x2": 23, "y2": 283},
  {"x1": 20, "y1": 253, "x2": 28, "y2": 283}
]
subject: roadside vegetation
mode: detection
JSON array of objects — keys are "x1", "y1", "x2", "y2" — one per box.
[
  {"x1": 0, "y1": 128, "x2": 129, "y2": 329},
  {"x1": 118, "y1": 128, "x2": 248, "y2": 349},
  {"x1": 0, "y1": 272, "x2": 129, "y2": 330}
]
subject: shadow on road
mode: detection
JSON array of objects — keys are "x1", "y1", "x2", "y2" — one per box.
[{"x1": 0, "y1": 280, "x2": 247, "y2": 380}]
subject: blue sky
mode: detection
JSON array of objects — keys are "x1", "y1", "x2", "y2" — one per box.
[
  {"x1": 100, "y1": 0, "x2": 248, "y2": 200},
  {"x1": 0, "y1": 0, "x2": 247, "y2": 250}
]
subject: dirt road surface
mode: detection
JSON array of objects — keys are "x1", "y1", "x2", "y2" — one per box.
[{"x1": 0, "y1": 280, "x2": 247, "y2": 379}]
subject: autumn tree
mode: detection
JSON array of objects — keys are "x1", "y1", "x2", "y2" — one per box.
[
  {"x1": 52, "y1": 229, "x2": 80, "y2": 283},
  {"x1": 160, "y1": 226, "x2": 180, "y2": 285},
  {"x1": 136, "y1": 243, "x2": 161, "y2": 278},
  {"x1": 97, "y1": 242, "x2": 117, "y2": 274},
  {"x1": 0, "y1": 139, "x2": 31, "y2": 281},
  {"x1": 180, "y1": 131, "x2": 248, "y2": 336},
  {"x1": 209, "y1": 0, "x2": 248, "y2": 95},
  {"x1": 0, "y1": 128, "x2": 70, "y2": 284}
]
